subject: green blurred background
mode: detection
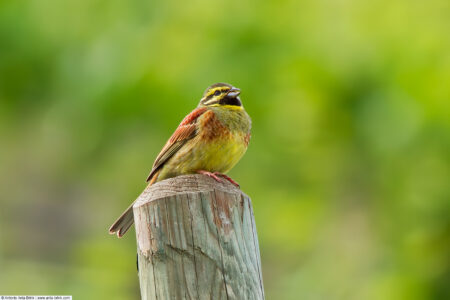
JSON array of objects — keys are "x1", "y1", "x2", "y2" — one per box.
[{"x1": 0, "y1": 0, "x2": 449, "y2": 299}]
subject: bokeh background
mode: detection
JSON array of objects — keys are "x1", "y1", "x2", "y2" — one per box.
[{"x1": 1, "y1": 0, "x2": 449, "y2": 299}]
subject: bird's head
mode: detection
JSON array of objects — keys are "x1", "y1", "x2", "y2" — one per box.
[{"x1": 199, "y1": 83, "x2": 242, "y2": 108}]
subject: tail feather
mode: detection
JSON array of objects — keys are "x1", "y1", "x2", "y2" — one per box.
[
  {"x1": 109, "y1": 170, "x2": 160, "y2": 238},
  {"x1": 109, "y1": 203, "x2": 135, "y2": 237}
]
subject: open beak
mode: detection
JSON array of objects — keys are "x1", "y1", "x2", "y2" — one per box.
[{"x1": 227, "y1": 88, "x2": 241, "y2": 98}]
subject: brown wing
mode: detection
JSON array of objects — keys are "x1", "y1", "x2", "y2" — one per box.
[{"x1": 146, "y1": 107, "x2": 207, "y2": 182}]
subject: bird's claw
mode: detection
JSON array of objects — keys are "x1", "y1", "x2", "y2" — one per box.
[
  {"x1": 197, "y1": 171, "x2": 240, "y2": 188},
  {"x1": 214, "y1": 172, "x2": 241, "y2": 188},
  {"x1": 197, "y1": 170, "x2": 224, "y2": 183},
  {"x1": 214, "y1": 172, "x2": 240, "y2": 188}
]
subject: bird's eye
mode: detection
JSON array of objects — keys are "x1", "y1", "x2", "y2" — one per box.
[{"x1": 214, "y1": 90, "x2": 221, "y2": 96}]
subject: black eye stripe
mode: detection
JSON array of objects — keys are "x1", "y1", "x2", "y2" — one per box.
[
  {"x1": 202, "y1": 87, "x2": 232, "y2": 103},
  {"x1": 213, "y1": 88, "x2": 229, "y2": 96},
  {"x1": 204, "y1": 94, "x2": 214, "y2": 101}
]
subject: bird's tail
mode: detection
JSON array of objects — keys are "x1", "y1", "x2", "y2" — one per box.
[
  {"x1": 109, "y1": 202, "x2": 135, "y2": 238},
  {"x1": 109, "y1": 171, "x2": 160, "y2": 238}
]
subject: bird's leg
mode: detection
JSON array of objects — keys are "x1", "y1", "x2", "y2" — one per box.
[
  {"x1": 197, "y1": 170, "x2": 224, "y2": 183},
  {"x1": 213, "y1": 172, "x2": 240, "y2": 188}
]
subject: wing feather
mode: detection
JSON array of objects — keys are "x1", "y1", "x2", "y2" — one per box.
[{"x1": 146, "y1": 107, "x2": 207, "y2": 182}]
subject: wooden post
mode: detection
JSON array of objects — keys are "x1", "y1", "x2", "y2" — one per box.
[{"x1": 133, "y1": 174, "x2": 264, "y2": 300}]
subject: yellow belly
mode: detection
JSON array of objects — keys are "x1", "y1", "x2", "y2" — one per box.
[{"x1": 158, "y1": 131, "x2": 247, "y2": 180}]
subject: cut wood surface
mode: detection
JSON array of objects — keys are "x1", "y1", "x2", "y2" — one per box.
[{"x1": 134, "y1": 174, "x2": 264, "y2": 300}]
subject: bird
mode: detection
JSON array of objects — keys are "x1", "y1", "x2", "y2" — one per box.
[{"x1": 109, "y1": 83, "x2": 252, "y2": 237}]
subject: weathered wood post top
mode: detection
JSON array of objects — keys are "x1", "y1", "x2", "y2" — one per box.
[{"x1": 134, "y1": 174, "x2": 264, "y2": 300}]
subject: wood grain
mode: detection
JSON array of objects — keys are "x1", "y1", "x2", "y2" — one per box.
[{"x1": 134, "y1": 174, "x2": 264, "y2": 300}]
